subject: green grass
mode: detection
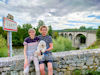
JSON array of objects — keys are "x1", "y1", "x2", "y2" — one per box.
[
  {"x1": 0, "y1": 47, "x2": 8, "y2": 57},
  {"x1": 73, "y1": 69, "x2": 100, "y2": 75}
]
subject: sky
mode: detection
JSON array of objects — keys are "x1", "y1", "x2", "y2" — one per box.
[{"x1": 0, "y1": 0, "x2": 100, "y2": 30}]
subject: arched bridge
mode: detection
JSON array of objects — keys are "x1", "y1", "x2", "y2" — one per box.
[{"x1": 59, "y1": 30, "x2": 96, "y2": 49}]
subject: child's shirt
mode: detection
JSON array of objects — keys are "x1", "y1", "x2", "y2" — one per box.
[{"x1": 23, "y1": 36, "x2": 40, "y2": 56}]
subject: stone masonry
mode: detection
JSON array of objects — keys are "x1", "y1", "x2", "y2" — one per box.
[{"x1": 0, "y1": 49, "x2": 100, "y2": 75}]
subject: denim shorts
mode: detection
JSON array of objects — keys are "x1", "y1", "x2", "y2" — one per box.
[{"x1": 39, "y1": 51, "x2": 53, "y2": 64}]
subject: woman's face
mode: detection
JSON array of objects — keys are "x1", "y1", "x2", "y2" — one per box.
[
  {"x1": 41, "y1": 28, "x2": 48, "y2": 36},
  {"x1": 29, "y1": 30, "x2": 35, "y2": 38}
]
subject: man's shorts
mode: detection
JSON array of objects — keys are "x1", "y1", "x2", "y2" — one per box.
[{"x1": 39, "y1": 51, "x2": 53, "y2": 64}]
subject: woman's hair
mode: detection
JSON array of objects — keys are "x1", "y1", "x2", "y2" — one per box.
[
  {"x1": 28, "y1": 28, "x2": 36, "y2": 33},
  {"x1": 39, "y1": 25, "x2": 49, "y2": 33}
]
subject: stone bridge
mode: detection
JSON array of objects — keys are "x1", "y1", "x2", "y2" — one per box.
[
  {"x1": 0, "y1": 49, "x2": 100, "y2": 75},
  {"x1": 59, "y1": 30, "x2": 96, "y2": 48}
]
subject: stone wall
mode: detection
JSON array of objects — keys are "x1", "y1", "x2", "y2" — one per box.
[{"x1": 0, "y1": 49, "x2": 100, "y2": 75}]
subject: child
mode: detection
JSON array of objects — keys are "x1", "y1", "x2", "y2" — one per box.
[{"x1": 23, "y1": 28, "x2": 40, "y2": 75}]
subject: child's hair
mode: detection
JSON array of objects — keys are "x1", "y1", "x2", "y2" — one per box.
[
  {"x1": 39, "y1": 25, "x2": 49, "y2": 33},
  {"x1": 28, "y1": 28, "x2": 36, "y2": 33}
]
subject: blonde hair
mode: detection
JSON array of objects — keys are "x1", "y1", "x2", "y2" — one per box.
[
  {"x1": 39, "y1": 25, "x2": 49, "y2": 33},
  {"x1": 28, "y1": 28, "x2": 36, "y2": 33}
]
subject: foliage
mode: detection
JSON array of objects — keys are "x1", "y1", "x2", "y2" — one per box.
[
  {"x1": 0, "y1": 35, "x2": 7, "y2": 48},
  {"x1": 73, "y1": 69, "x2": 81, "y2": 75},
  {"x1": 85, "y1": 70, "x2": 100, "y2": 75},
  {"x1": 52, "y1": 31, "x2": 59, "y2": 39},
  {"x1": 52, "y1": 36, "x2": 73, "y2": 52},
  {"x1": 73, "y1": 69, "x2": 100, "y2": 75},
  {"x1": 0, "y1": 35, "x2": 8, "y2": 57},
  {"x1": 12, "y1": 24, "x2": 32, "y2": 46},
  {"x1": 0, "y1": 47, "x2": 8, "y2": 57},
  {"x1": 48, "y1": 25, "x2": 53, "y2": 36},
  {"x1": 37, "y1": 20, "x2": 45, "y2": 28},
  {"x1": 0, "y1": 27, "x2": 7, "y2": 39},
  {"x1": 54, "y1": 26, "x2": 96, "y2": 32},
  {"x1": 0, "y1": 20, "x2": 53, "y2": 46},
  {"x1": 80, "y1": 26, "x2": 86, "y2": 30}
]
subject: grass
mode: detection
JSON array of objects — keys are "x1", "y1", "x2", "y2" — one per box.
[
  {"x1": 73, "y1": 69, "x2": 100, "y2": 75},
  {"x1": 0, "y1": 47, "x2": 8, "y2": 57}
]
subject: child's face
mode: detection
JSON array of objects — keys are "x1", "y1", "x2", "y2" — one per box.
[{"x1": 29, "y1": 30, "x2": 35, "y2": 37}]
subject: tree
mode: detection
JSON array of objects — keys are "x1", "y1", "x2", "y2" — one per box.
[
  {"x1": 79, "y1": 26, "x2": 86, "y2": 30},
  {"x1": 38, "y1": 20, "x2": 45, "y2": 28},
  {"x1": 36, "y1": 20, "x2": 45, "y2": 35},
  {"x1": 22, "y1": 24, "x2": 32, "y2": 39},
  {"x1": 0, "y1": 27, "x2": 7, "y2": 39},
  {"x1": 87, "y1": 27, "x2": 93, "y2": 30},
  {"x1": 52, "y1": 31, "x2": 59, "y2": 39},
  {"x1": 12, "y1": 24, "x2": 32, "y2": 46},
  {"x1": 48, "y1": 25, "x2": 53, "y2": 36},
  {"x1": 35, "y1": 27, "x2": 40, "y2": 35}
]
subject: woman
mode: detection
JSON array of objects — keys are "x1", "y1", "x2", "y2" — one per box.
[
  {"x1": 23, "y1": 28, "x2": 40, "y2": 75},
  {"x1": 38, "y1": 26, "x2": 53, "y2": 75}
]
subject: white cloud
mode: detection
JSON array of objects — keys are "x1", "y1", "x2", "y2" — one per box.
[
  {"x1": 8, "y1": 0, "x2": 45, "y2": 7},
  {"x1": 0, "y1": 0, "x2": 100, "y2": 30}
]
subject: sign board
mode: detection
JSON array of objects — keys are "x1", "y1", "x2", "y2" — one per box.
[
  {"x1": 3, "y1": 14, "x2": 17, "y2": 57},
  {"x1": 3, "y1": 17, "x2": 17, "y2": 32}
]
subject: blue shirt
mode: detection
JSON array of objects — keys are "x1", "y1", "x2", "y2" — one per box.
[{"x1": 37, "y1": 35, "x2": 53, "y2": 53}]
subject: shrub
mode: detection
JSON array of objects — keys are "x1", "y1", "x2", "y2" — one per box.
[
  {"x1": 52, "y1": 36, "x2": 73, "y2": 52},
  {"x1": 73, "y1": 69, "x2": 81, "y2": 75},
  {"x1": 0, "y1": 35, "x2": 8, "y2": 57}
]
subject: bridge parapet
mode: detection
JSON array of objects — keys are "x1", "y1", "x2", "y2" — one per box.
[{"x1": 0, "y1": 49, "x2": 100, "y2": 75}]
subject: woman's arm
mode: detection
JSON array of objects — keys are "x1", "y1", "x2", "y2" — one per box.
[{"x1": 46, "y1": 43, "x2": 53, "y2": 51}]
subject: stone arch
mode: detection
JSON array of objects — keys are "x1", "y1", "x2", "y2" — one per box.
[
  {"x1": 65, "y1": 33, "x2": 68, "y2": 37},
  {"x1": 69, "y1": 33, "x2": 73, "y2": 40},
  {"x1": 74, "y1": 33, "x2": 87, "y2": 49}
]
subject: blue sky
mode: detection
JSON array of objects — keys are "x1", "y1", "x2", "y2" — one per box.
[
  {"x1": 0, "y1": 19, "x2": 2, "y2": 21},
  {"x1": 0, "y1": 0, "x2": 100, "y2": 30},
  {"x1": 88, "y1": 15, "x2": 100, "y2": 19}
]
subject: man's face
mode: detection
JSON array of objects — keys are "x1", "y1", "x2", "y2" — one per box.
[{"x1": 41, "y1": 28, "x2": 47, "y2": 35}]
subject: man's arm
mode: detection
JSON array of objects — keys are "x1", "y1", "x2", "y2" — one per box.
[{"x1": 46, "y1": 43, "x2": 53, "y2": 51}]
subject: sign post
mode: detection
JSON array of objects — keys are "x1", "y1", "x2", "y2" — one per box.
[
  {"x1": 3, "y1": 14, "x2": 17, "y2": 57},
  {"x1": 7, "y1": 31, "x2": 12, "y2": 57}
]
